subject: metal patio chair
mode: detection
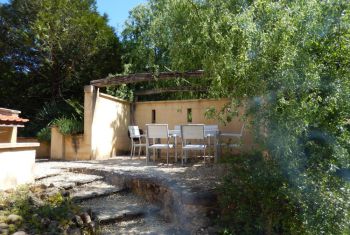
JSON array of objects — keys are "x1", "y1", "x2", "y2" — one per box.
[
  {"x1": 180, "y1": 124, "x2": 207, "y2": 165},
  {"x1": 218, "y1": 123, "x2": 245, "y2": 153},
  {"x1": 128, "y1": 126, "x2": 146, "y2": 159},
  {"x1": 146, "y1": 124, "x2": 176, "y2": 165}
]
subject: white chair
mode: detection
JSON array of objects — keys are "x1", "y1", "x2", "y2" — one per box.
[
  {"x1": 204, "y1": 125, "x2": 219, "y2": 160},
  {"x1": 219, "y1": 123, "x2": 245, "y2": 151},
  {"x1": 181, "y1": 124, "x2": 207, "y2": 165},
  {"x1": 128, "y1": 126, "x2": 146, "y2": 159},
  {"x1": 146, "y1": 124, "x2": 176, "y2": 165}
]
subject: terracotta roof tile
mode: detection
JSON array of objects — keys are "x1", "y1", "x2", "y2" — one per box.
[{"x1": 0, "y1": 114, "x2": 29, "y2": 124}]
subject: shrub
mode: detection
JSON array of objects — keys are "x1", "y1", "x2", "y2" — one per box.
[
  {"x1": 53, "y1": 117, "x2": 83, "y2": 136},
  {"x1": 219, "y1": 152, "x2": 350, "y2": 235},
  {"x1": 37, "y1": 127, "x2": 51, "y2": 142}
]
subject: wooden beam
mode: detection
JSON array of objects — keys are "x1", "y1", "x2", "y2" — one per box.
[
  {"x1": 134, "y1": 87, "x2": 207, "y2": 96},
  {"x1": 90, "y1": 70, "x2": 204, "y2": 87}
]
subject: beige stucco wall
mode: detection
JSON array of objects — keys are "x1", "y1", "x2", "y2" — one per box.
[
  {"x1": 91, "y1": 93, "x2": 130, "y2": 159},
  {"x1": 0, "y1": 126, "x2": 17, "y2": 143},
  {"x1": 50, "y1": 86, "x2": 131, "y2": 161},
  {"x1": 18, "y1": 137, "x2": 50, "y2": 158},
  {"x1": 134, "y1": 99, "x2": 253, "y2": 150},
  {"x1": 50, "y1": 85, "x2": 254, "y2": 161},
  {"x1": 0, "y1": 143, "x2": 38, "y2": 190}
]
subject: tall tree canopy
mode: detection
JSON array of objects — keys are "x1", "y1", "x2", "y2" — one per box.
[
  {"x1": 0, "y1": 0, "x2": 122, "y2": 134},
  {"x1": 122, "y1": 0, "x2": 350, "y2": 233}
]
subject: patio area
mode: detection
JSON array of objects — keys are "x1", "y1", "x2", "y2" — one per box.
[
  {"x1": 34, "y1": 156, "x2": 229, "y2": 233},
  {"x1": 36, "y1": 156, "x2": 229, "y2": 191}
]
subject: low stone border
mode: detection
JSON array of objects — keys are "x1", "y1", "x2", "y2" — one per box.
[{"x1": 69, "y1": 167, "x2": 219, "y2": 233}]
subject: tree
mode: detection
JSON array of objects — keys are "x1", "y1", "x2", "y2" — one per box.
[
  {"x1": 123, "y1": 0, "x2": 350, "y2": 233},
  {"x1": 0, "y1": 0, "x2": 122, "y2": 135}
]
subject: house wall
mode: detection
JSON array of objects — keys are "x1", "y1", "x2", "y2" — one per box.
[{"x1": 0, "y1": 143, "x2": 39, "y2": 190}]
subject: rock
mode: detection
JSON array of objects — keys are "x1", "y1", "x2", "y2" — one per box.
[
  {"x1": 0, "y1": 215, "x2": 7, "y2": 222},
  {"x1": 80, "y1": 212, "x2": 91, "y2": 224},
  {"x1": 73, "y1": 215, "x2": 84, "y2": 227},
  {"x1": 28, "y1": 193, "x2": 45, "y2": 207},
  {"x1": 49, "y1": 183, "x2": 55, "y2": 188},
  {"x1": 39, "y1": 193, "x2": 48, "y2": 200},
  {"x1": 0, "y1": 228, "x2": 9, "y2": 235},
  {"x1": 12, "y1": 231, "x2": 28, "y2": 235},
  {"x1": 44, "y1": 188, "x2": 61, "y2": 197},
  {"x1": 87, "y1": 221, "x2": 96, "y2": 233},
  {"x1": 41, "y1": 218, "x2": 51, "y2": 228},
  {"x1": 61, "y1": 190, "x2": 70, "y2": 198},
  {"x1": 6, "y1": 214, "x2": 22, "y2": 224},
  {"x1": 66, "y1": 227, "x2": 81, "y2": 235},
  {"x1": 0, "y1": 222, "x2": 8, "y2": 229}
]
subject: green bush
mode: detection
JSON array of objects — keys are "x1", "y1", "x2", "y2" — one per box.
[
  {"x1": 0, "y1": 187, "x2": 81, "y2": 235},
  {"x1": 37, "y1": 127, "x2": 51, "y2": 142},
  {"x1": 53, "y1": 117, "x2": 83, "y2": 136},
  {"x1": 219, "y1": 152, "x2": 301, "y2": 235},
  {"x1": 219, "y1": 152, "x2": 350, "y2": 235}
]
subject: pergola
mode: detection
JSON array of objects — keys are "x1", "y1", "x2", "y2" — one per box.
[
  {"x1": 91, "y1": 70, "x2": 206, "y2": 95},
  {"x1": 90, "y1": 70, "x2": 204, "y2": 87},
  {"x1": 90, "y1": 70, "x2": 206, "y2": 124}
]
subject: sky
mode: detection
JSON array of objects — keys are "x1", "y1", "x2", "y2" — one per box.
[{"x1": 0, "y1": 0, "x2": 147, "y2": 33}]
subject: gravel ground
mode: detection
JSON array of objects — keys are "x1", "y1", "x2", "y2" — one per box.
[
  {"x1": 79, "y1": 192, "x2": 158, "y2": 222},
  {"x1": 35, "y1": 172, "x2": 103, "y2": 188},
  {"x1": 33, "y1": 157, "x2": 225, "y2": 234},
  {"x1": 101, "y1": 213, "x2": 179, "y2": 235},
  {"x1": 35, "y1": 156, "x2": 229, "y2": 190}
]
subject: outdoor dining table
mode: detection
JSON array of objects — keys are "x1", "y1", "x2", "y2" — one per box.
[{"x1": 168, "y1": 128, "x2": 221, "y2": 163}]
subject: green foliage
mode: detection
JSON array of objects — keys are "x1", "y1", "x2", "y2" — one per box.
[
  {"x1": 219, "y1": 153, "x2": 302, "y2": 235},
  {"x1": 0, "y1": 187, "x2": 81, "y2": 234},
  {"x1": 53, "y1": 117, "x2": 83, "y2": 136},
  {"x1": 27, "y1": 99, "x2": 83, "y2": 138},
  {"x1": 124, "y1": 0, "x2": 350, "y2": 234},
  {"x1": 121, "y1": 2, "x2": 213, "y2": 101},
  {"x1": 0, "y1": 0, "x2": 122, "y2": 135},
  {"x1": 106, "y1": 84, "x2": 134, "y2": 101},
  {"x1": 37, "y1": 127, "x2": 51, "y2": 142}
]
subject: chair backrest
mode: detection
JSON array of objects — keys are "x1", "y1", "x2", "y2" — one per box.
[
  {"x1": 146, "y1": 124, "x2": 169, "y2": 139},
  {"x1": 174, "y1": 125, "x2": 181, "y2": 131},
  {"x1": 181, "y1": 124, "x2": 205, "y2": 140},
  {"x1": 128, "y1": 126, "x2": 140, "y2": 138},
  {"x1": 204, "y1": 125, "x2": 219, "y2": 135}
]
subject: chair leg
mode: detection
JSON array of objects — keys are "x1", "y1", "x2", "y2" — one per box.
[
  {"x1": 174, "y1": 138, "x2": 177, "y2": 163},
  {"x1": 153, "y1": 149, "x2": 156, "y2": 162},
  {"x1": 138, "y1": 145, "x2": 141, "y2": 158},
  {"x1": 181, "y1": 148, "x2": 184, "y2": 166},
  {"x1": 130, "y1": 142, "x2": 133, "y2": 159},
  {"x1": 167, "y1": 148, "x2": 169, "y2": 166}
]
